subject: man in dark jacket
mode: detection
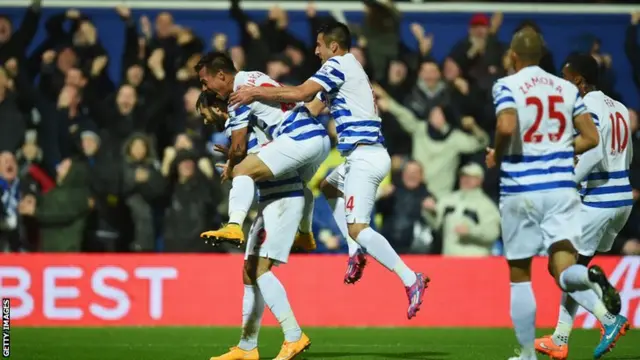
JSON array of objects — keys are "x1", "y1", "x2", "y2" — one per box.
[{"x1": 19, "y1": 157, "x2": 92, "y2": 252}]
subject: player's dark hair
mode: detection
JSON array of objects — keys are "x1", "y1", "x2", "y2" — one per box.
[
  {"x1": 565, "y1": 53, "x2": 599, "y2": 87},
  {"x1": 318, "y1": 22, "x2": 352, "y2": 50},
  {"x1": 194, "y1": 51, "x2": 237, "y2": 75},
  {"x1": 196, "y1": 91, "x2": 220, "y2": 111},
  {"x1": 514, "y1": 19, "x2": 541, "y2": 35}
]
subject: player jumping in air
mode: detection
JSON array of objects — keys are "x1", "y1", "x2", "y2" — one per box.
[
  {"x1": 198, "y1": 93, "x2": 311, "y2": 360},
  {"x1": 535, "y1": 53, "x2": 632, "y2": 360},
  {"x1": 485, "y1": 29, "x2": 628, "y2": 360},
  {"x1": 230, "y1": 22, "x2": 429, "y2": 319},
  {"x1": 196, "y1": 52, "x2": 330, "y2": 253}
]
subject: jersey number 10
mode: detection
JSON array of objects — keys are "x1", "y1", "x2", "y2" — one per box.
[
  {"x1": 609, "y1": 112, "x2": 629, "y2": 154},
  {"x1": 524, "y1": 96, "x2": 566, "y2": 143}
]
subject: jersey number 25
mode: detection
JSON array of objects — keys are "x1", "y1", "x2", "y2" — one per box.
[{"x1": 524, "y1": 96, "x2": 566, "y2": 143}]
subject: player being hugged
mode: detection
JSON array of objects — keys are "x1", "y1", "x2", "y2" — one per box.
[
  {"x1": 198, "y1": 93, "x2": 311, "y2": 360},
  {"x1": 196, "y1": 52, "x2": 330, "y2": 253},
  {"x1": 535, "y1": 54, "x2": 633, "y2": 360},
  {"x1": 230, "y1": 22, "x2": 429, "y2": 319},
  {"x1": 485, "y1": 29, "x2": 628, "y2": 360}
]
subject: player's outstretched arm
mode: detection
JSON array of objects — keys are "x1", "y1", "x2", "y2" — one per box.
[
  {"x1": 230, "y1": 80, "x2": 324, "y2": 106},
  {"x1": 573, "y1": 112, "x2": 599, "y2": 155}
]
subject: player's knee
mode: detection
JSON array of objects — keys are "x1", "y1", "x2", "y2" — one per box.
[
  {"x1": 255, "y1": 257, "x2": 274, "y2": 278},
  {"x1": 320, "y1": 180, "x2": 340, "y2": 199},
  {"x1": 508, "y1": 258, "x2": 532, "y2": 283},
  {"x1": 243, "y1": 260, "x2": 258, "y2": 285},
  {"x1": 347, "y1": 223, "x2": 367, "y2": 241}
]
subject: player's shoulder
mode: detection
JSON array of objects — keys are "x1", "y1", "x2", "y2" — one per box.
[
  {"x1": 491, "y1": 76, "x2": 515, "y2": 98},
  {"x1": 233, "y1": 71, "x2": 275, "y2": 90}
]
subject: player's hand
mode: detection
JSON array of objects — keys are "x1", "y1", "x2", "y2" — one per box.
[
  {"x1": 485, "y1": 147, "x2": 497, "y2": 169},
  {"x1": 213, "y1": 144, "x2": 229, "y2": 157},
  {"x1": 229, "y1": 86, "x2": 257, "y2": 107},
  {"x1": 216, "y1": 162, "x2": 231, "y2": 182}
]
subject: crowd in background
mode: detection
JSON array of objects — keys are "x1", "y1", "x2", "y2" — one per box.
[{"x1": 0, "y1": 0, "x2": 639, "y2": 256}]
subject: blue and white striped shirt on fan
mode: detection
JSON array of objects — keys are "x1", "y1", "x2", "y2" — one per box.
[
  {"x1": 223, "y1": 120, "x2": 303, "y2": 203},
  {"x1": 309, "y1": 53, "x2": 384, "y2": 155},
  {"x1": 491, "y1": 66, "x2": 587, "y2": 197}
]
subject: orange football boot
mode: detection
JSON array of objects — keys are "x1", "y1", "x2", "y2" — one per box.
[
  {"x1": 210, "y1": 346, "x2": 259, "y2": 360},
  {"x1": 535, "y1": 335, "x2": 569, "y2": 360},
  {"x1": 273, "y1": 333, "x2": 311, "y2": 360},
  {"x1": 201, "y1": 223, "x2": 245, "y2": 245}
]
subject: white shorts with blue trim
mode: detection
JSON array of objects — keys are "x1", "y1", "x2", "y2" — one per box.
[
  {"x1": 258, "y1": 134, "x2": 331, "y2": 183},
  {"x1": 244, "y1": 196, "x2": 305, "y2": 264},
  {"x1": 325, "y1": 144, "x2": 391, "y2": 224},
  {"x1": 500, "y1": 189, "x2": 582, "y2": 260},
  {"x1": 577, "y1": 204, "x2": 632, "y2": 257}
]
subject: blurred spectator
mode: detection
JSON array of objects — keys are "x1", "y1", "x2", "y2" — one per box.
[
  {"x1": 19, "y1": 158, "x2": 92, "y2": 252},
  {"x1": 163, "y1": 149, "x2": 220, "y2": 252},
  {"x1": 376, "y1": 160, "x2": 433, "y2": 253},
  {"x1": 121, "y1": 133, "x2": 165, "y2": 251},
  {"x1": 626, "y1": 12, "x2": 640, "y2": 95},
  {"x1": 449, "y1": 14, "x2": 504, "y2": 93},
  {"x1": 0, "y1": 152, "x2": 22, "y2": 251},
  {"x1": 424, "y1": 163, "x2": 500, "y2": 257},
  {"x1": 0, "y1": 0, "x2": 41, "y2": 64},
  {"x1": 0, "y1": 66, "x2": 27, "y2": 152},
  {"x1": 375, "y1": 84, "x2": 489, "y2": 200}
]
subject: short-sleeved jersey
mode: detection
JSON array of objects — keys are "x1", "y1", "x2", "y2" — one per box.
[
  {"x1": 223, "y1": 119, "x2": 303, "y2": 203},
  {"x1": 492, "y1": 65, "x2": 588, "y2": 197},
  {"x1": 227, "y1": 71, "x2": 326, "y2": 142},
  {"x1": 309, "y1": 54, "x2": 384, "y2": 155},
  {"x1": 578, "y1": 91, "x2": 633, "y2": 208}
]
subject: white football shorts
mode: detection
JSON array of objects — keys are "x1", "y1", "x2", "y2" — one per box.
[
  {"x1": 500, "y1": 189, "x2": 582, "y2": 260},
  {"x1": 325, "y1": 144, "x2": 391, "y2": 224},
  {"x1": 258, "y1": 134, "x2": 331, "y2": 183},
  {"x1": 577, "y1": 204, "x2": 632, "y2": 257},
  {"x1": 244, "y1": 196, "x2": 304, "y2": 264}
]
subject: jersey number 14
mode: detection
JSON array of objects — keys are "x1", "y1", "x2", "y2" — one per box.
[{"x1": 524, "y1": 96, "x2": 566, "y2": 143}]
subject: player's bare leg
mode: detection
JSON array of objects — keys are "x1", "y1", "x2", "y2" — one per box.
[
  {"x1": 211, "y1": 256, "x2": 263, "y2": 360},
  {"x1": 292, "y1": 187, "x2": 317, "y2": 252},
  {"x1": 201, "y1": 155, "x2": 273, "y2": 245},
  {"x1": 255, "y1": 257, "x2": 310, "y2": 360},
  {"x1": 320, "y1": 179, "x2": 366, "y2": 284},
  {"x1": 507, "y1": 258, "x2": 537, "y2": 360},
  {"x1": 536, "y1": 241, "x2": 628, "y2": 360}
]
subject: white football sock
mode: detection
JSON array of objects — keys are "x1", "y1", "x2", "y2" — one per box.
[
  {"x1": 558, "y1": 265, "x2": 616, "y2": 326},
  {"x1": 257, "y1": 271, "x2": 302, "y2": 343},
  {"x1": 228, "y1": 175, "x2": 255, "y2": 225},
  {"x1": 356, "y1": 227, "x2": 416, "y2": 286},
  {"x1": 329, "y1": 197, "x2": 360, "y2": 256},
  {"x1": 298, "y1": 187, "x2": 314, "y2": 233},
  {"x1": 568, "y1": 289, "x2": 616, "y2": 326},
  {"x1": 238, "y1": 285, "x2": 265, "y2": 351},
  {"x1": 558, "y1": 265, "x2": 592, "y2": 292},
  {"x1": 552, "y1": 292, "x2": 577, "y2": 345},
  {"x1": 510, "y1": 282, "x2": 536, "y2": 357}
]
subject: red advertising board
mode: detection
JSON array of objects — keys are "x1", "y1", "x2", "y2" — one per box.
[{"x1": 0, "y1": 254, "x2": 638, "y2": 328}]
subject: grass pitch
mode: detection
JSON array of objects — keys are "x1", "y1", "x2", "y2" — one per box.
[{"x1": 11, "y1": 327, "x2": 639, "y2": 359}]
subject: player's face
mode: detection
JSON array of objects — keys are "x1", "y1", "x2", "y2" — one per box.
[
  {"x1": 561, "y1": 64, "x2": 577, "y2": 84},
  {"x1": 198, "y1": 67, "x2": 231, "y2": 99},
  {"x1": 315, "y1": 33, "x2": 333, "y2": 64}
]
